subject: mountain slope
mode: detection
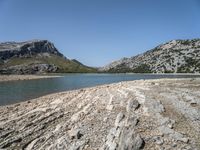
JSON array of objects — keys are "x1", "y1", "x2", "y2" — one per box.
[
  {"x1": 100, "y1": 39, "x2": 200, "y2": 73},
  {"x1": 0, "y1": 40, "x2": 96, "y2": 74}
]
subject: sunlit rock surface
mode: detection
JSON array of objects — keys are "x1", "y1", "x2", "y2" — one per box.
[
  {"x1": 100, "y1": 39, "x2": 200, "y2": 73},
  {"x1": 0, "y1": 78, "x2": 200, "y2": 149}
]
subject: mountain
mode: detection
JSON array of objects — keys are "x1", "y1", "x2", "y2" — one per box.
[
  {"x1": 0, "y1": 40, "x2": 96, "y2": 74},
  {"x1": 100, "y1": 39, "x2": 200, "y2": 73}
]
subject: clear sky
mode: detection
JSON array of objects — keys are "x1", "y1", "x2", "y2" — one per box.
[{"x1": 0, "y1": 0, "x2": 200, "y2": 67}]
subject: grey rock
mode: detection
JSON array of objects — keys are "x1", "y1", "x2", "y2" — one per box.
[
  {"x1": 126, "y1": 99, "x2": 140, "y2": 112},
  {"x1": 125, "y1": 116, "x2": 138, "y2": 127},
  {"x1": 118, "y1": 128, "x2": 144, "y2": 150},
  {"x1": 153, "y1": 136, "x2": 164, "y2": 145},
  {"x1": 115, "y1": 112, "x2": 125, "y2": 127},
  {"x1": 149, "y1": 100, "x2": 165, "y2": 113},
  {"x1": 105, "y1": 141, "x2": 117, "y2": 150},
  {"x1": 68, "y1": 128, "x2": 83, "y2": 139}
]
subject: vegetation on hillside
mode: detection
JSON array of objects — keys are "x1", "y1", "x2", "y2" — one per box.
[
  {"x1": 106, "y1": 64, "x2": 152, "y2": 73},
  {"x1": 1, "y1": 54, "x2": 97, "y2": 73}
]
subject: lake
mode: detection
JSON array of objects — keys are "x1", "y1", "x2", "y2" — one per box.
[{"x1": 0, "y1": 73, "x2": 199, "y2": 106}]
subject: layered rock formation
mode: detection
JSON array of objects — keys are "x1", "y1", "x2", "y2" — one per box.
[
  {"x1": 0, "y1": 40, "x2": 64, "y2": 60},
  {"x1": 100, "y1": 39, "x2": 200, "y2": 73},
  {"x1": 0, "y1": 78, "x2": 199, "y2": 149},
  {"x1": 0, "y1": 40, "x2": 95, "y2": 74}
]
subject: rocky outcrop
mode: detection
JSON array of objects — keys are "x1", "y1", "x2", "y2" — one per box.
[
  {"x1": 0, "y1": 40, "x2": 96, "y2": 74},
  {"x1": 0, "y1": 40, "x2": 63, "y2": 60},
  {"x1": 100, "y1": 39, "x2": 200, "y2": 73},
  {"x1": 0, "y1": 64, "x2": 58, "y2": 74},
  {"x1": 0, "y1": 78, "x2": 199, "y2": 149}
]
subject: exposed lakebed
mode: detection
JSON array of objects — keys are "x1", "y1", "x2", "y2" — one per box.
[
  {"x1": 1, "y1": 78, "x2": 200, "y2": 149},
  {"x1": 0, "y1": 73, "x2": 200, "y2": 105}
]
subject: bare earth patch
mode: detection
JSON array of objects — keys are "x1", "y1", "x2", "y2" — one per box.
[{"x1": 0, "y1": 78, "x2": 200, "y2": 149}]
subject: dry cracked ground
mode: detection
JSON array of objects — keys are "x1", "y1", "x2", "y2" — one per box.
[{"x1": 0, "y1": 78, "x2": 200, "y2": 150}]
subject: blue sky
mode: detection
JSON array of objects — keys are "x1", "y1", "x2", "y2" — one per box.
[{"x1": 0, "y1": 0, "x2": 200, "y2": 67}]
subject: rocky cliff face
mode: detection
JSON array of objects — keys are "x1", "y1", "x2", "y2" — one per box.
[
  {"x1": 0, "y1": 40, "x2": 64, "y2": 60},
  {"x1": 0, "y1": 40, "x2": 95, "y2": 74},
  {"x1": 100, "y1": 39, "x2": 200, "y2": 73}
]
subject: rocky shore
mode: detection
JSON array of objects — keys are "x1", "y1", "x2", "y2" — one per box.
[
  {"x1": 0, "y1": 75, "x2": 61, "y2": 82},
  {"x1": 0, "y1": 78, "x2": 200, "y2": 149}
]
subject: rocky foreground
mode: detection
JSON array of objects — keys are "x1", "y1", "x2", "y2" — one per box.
[{"x1": 0, "y1": 79, "x2": 200, "y2": 150}]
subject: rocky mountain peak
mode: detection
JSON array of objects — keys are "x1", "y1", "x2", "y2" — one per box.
[
  {"x1": 0, "y1": 40, "x2": 64, "y2": 60},
  {"x1": 0, "y1": 40, "x2": 96, "y2": 74}
]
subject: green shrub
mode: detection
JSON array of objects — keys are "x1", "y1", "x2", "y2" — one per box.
[
  {"x1": 132, "y1": 64, "x2": 152, "y2": 73},
  {"x1": 107, "y1": 64, "x2": 152, "y2": 73}
]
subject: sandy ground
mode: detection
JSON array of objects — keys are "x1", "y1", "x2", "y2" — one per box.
[
  {"x1": 0, "y1": 75, "x2": 61, "y2": 82},
  {"x1": 0, "y1": 78, "x2": 200, "y2": 150}
]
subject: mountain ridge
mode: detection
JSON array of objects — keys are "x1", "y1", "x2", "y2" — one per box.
[
  {"x1": 100, "y1": 39, "x2": 200, "y2": 73},
  {"x1": 0, "y1": 40, "x2": 96, "y2": 74}
]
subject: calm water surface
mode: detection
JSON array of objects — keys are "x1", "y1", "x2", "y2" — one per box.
[{"x1": 0, "y1": 74, "x2": 199, "y2": 106}]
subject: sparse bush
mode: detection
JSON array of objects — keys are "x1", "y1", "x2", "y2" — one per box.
[
  {"x1": 132, "y1": 64, "x2": 152, "y2": 73},
  {"x1": 107, "y1": 64, "x2": 152, "y2": 73},
  {"x1": 164, "y1": 70, "x2": 174, "y2": 73},
  {"x1": 181, "y1": 40, "x2": 191, "y2": 45},
  {"x1": 177, "y1": 65, "x2": 193, "y2": 73},
  {"x1": 185, "y1": 58, "x2": 197, "y2": 66}
]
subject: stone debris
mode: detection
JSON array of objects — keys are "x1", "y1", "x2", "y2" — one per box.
[
  {"x1": 68, "y1": 128, "x2": 83, "y2": 140},
  {"x1": 118, "y1": 129, "x2": 144, "y2": 150},
  {"x1": 0, "y1": 78, "x2": 200, "y2": 149}
]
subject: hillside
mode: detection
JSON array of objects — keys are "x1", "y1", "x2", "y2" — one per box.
[
  {"x1": 0, "y1": 40, "x2": 96, "y2": 74},
  {"x1": 100, "y1": 39, "x2": 200, "y2": 73}
]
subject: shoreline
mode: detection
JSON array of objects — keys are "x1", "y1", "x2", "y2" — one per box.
[
  {"x1": 0, "y1": 74, "x2": 62, "y2": 82},
  {"x1": 0, "y1": 78, "x2": 199, "y2": 149},
  {"x1": 0, "y1": 77, "x2": 199, "y2": 107},
  {"x1": 0, "y1": 73, "x2": 199, "y2": 82},
  {"x1": 0, "y1": 77, "x2": 197, "y2": 107}
]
